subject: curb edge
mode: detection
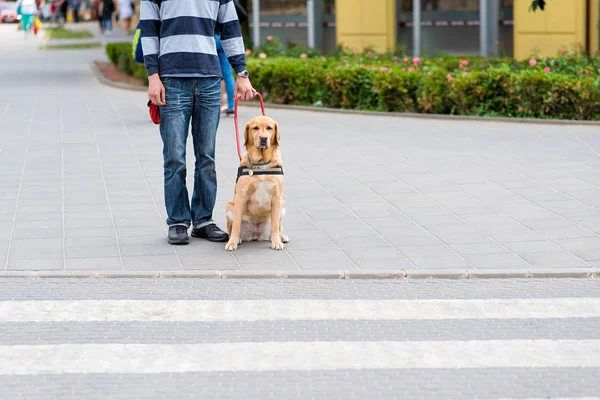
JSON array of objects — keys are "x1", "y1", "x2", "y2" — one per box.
[{"x1": 0, "y1": 268, "x2": 597, "y2": 279}]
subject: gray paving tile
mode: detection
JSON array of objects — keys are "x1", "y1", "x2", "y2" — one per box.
[
  {"x1": 436, "y1": 231, "x2": 493, "y2": 245},
  {"x1": 0, "y1": 213, "x2": 13, "y2": 222},
  {"x1": 7, "y1": 258, "x2": 64, "y2": 270},
  {"x1": 519, "y1": 251, "x2": 590, "y2": 268},
  {"x1": 287, "y1": 248, "x2": 353, "y2": 269},
  {"x1": 122, "y1": 255, "x2": 181, "y2": 270},
  {"x1": 334, "y1": 236, "x2": 391, "y2": 249},
  {"x1": 502, "y1": 241, "x2": 563, "y2": 253},
  {"x1": 66, "y1": 257, "x2": 122, "y2": 271},
  {"x1": 14, "y1": 220, "x2": 62, "y2": 230},
  {"x1": 315, "y1": 219, "x2": 373, "y2": 238},
  {"x1": 119, "y1": 245, "x2": 174, "y2": 257},
  {"x1": 555, "y1": 236, "x2": 600, "y2": 252},
  {"x1": 10, "y1": 238, "x2": 63, "y2": 250},
  {"x1": 65, "y1": 228, "x2": 117, "y2": 238},
  {"x1": 408, "y1": 255, "x2": 472, "y2": 269},
  {"x1": 397, "y1": 245, "x2": 456, "y2": 258},
  {"x1": 12, "y1": 227, "x2": 63, "y2": 239},
  {"x1": 344, "y1": 246, "x2": 399, "y2": 260},
  {"x1": 463, "y1": 254, "x2": 531, "y2": 269},
  {"x1": 386, "y1": 234, "x2": 441, "y2": 246},
  {"x1": 520, "y1": 218, "x2": 578, "y2": 231},
  {"x1": 239, "y1": 262, "x2": 300, "y2": 271},
  {"x1": 353, "y1": 256, "x2": 414, "y2": 269},
  {"x1": 229, "y1": 246, "x2": 295, "y2": 264},
  {"x1": 537, "y1": 226, "x2": 596, "y2": 240},
  {"x1": 66, "y1": 246, "x2": 120, "y2": 259},
  {"x1": 9, "y1": 248, "x2": 63, "y2": 260},
  {"x1": 15, "y1": 212, "x2": 62, "y2": 222},
  {"x1": 449, "y1": 243, "x2": 509, "y2": 255},
  {"x1": 572, "y1": 248, "x2": 600, "y2": 262}
]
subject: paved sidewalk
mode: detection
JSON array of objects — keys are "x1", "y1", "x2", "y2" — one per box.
[{"x1": 2, "y1": 24, "x2": 600, "y2": 275}]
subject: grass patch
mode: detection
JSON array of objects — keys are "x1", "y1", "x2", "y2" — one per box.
[
  {"x1": 44, "y1": 27, "x2": 94, "y2": 40},
  {"x1": 40, "y1": 42, "x2": 102, "y2": 50}
]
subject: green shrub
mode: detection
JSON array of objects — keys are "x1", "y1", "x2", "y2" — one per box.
[{"x1": 106, "y1": 42, "x2": 148, "y2": 85}]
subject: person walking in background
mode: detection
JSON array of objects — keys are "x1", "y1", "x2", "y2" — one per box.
[
  {"x1": 93, "y1": 0, "x2": 104, "y2": 33},
  {"x1": 16, "y1": 0, "x2": 38, "y2": 38},
  {"x1": 216, "y1": 32, "x2": 235, "y2": 116},
  {"x1": 58, "y1": 0, "x2": 68, "y2": 24},
  {"x1": 100, "y1": 0, "x2": 115, "y2": 35},
  {"x1": 117, "y1": 0, "x2": 133, "y2": 35},
  {"x1": 69, "y1": 0, "x2": 81, "y2": 22}
]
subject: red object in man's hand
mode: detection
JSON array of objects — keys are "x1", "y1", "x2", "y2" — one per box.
[{"x1": 147, "y1": 100, "x2": 160, "y2": 125}]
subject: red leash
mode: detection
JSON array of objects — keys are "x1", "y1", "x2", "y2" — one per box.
[{"x1": 233, "y1": 92, "x2": 266, "y2": 161}]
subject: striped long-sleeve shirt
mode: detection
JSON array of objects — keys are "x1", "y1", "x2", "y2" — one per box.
[{"x1": 139, "y1": 0, "x2": 247, "y2": 78}]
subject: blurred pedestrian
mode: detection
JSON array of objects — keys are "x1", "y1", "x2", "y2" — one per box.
[
  {"x1": 117, "y1": 0, "x2": 133, "y2": 35},
  {"x1": 16, "y1": 0, "x2": 38, "y2": 38},
  {"x1": 58, "y1": 0, "x2": 68, "y2": 24},
  {"x1": 100, "y1": 0, "x2": 115, "y2": 35},
  {"x1": 92, "y1": 0, "x2": 104, "y2": 33},
  {"x1": 69, "y1": 0, "x2": 81, "y2": 22}
]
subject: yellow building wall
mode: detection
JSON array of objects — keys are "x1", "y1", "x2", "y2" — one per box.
[
  {"x1": 514, "y1": 0, "x2": 586, "y2": 59},
  {"x1": 591, "y1": 0, "x2": 600, "y2": 53},
  {"x1": 336, "y1": 0, "x2": 396, "y2": 52}
]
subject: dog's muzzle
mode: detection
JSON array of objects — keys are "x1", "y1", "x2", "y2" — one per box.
[{"x1": 258, "y1": 137, "x2": 269, "y2": 148}]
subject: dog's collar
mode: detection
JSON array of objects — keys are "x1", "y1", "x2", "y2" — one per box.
[
  {"x1": 236, "y1": 166, "x2": 284, "y2": 183},
  {"x1": 247, "y1": 156, "x2": 272, "y2": 169}
]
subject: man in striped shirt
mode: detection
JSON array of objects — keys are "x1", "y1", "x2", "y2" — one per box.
[{"x1": 140, "y1": 0, "x2": 255, "y2": 245}]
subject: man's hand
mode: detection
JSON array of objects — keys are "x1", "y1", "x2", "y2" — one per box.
[
  {"x1": 148, "y1": 74, "x2": 166, "y2": 106},
  {"x1": 235, "y1": 77, "x2": 256, "y2": 101}
]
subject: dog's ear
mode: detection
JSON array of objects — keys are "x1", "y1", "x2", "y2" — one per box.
[
  {"x1": 244, "y1": 122, "x2": 251, "y2": 147},
  {"x1": 272, "y1": 122, "x2": 280, "y2": 146}
]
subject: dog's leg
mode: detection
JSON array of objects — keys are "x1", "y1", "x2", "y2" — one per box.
[
  {"x1": 279, "y1": 204, "x2": 289, "y2": 243},
  {"x1": 225, "y1": 194, "x2": 247, "y2": 251},
  {"x1": 225, "y1": 201, "x2": 234, "y2": 235},
  {"x1": 279, "y1": 216, "x2": 289, "y2": 243},
  {"x1": 270, "y1": 197, "x2": 284, "y2": 250}
]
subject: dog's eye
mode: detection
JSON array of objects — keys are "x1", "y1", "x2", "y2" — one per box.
[
  {"x1": 252, "y1": 126, "x2": 259, "y2": 130},
  {"x1": 266, "y1": 126, "x2": 272, "y2": 130}
]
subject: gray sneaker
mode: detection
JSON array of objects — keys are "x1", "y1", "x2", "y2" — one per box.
[{"x1": 168, "y1": 225, "x2": 190, "y2": 245}]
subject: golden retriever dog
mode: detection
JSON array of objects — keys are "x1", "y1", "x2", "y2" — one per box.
[{"x1": 225, "y1": 115, "x2": 289, "y2": 251}]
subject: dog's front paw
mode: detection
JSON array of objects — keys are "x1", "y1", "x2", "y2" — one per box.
[
  {"x1": 271, "y1": 240, "x2": 285, "y2": 250},
  {"x1": 280, "y1": 233, "x2": 290, "y2": 243},
  {"x1": 225, "y1": 239, "x2": 239, "y2": 251}
]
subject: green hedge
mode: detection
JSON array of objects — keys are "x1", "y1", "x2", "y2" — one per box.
[
  {"x1": 106, "y1": 42, "x2": 149, "y2": 85},
  {"x1": 247, "y1": 58, "x2": 600, "y2": 120},
  {"x1": 106, "y1": 41, "x2": 600, "y2": 120}
]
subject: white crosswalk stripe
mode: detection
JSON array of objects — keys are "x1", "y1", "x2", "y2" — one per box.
[
  {"x1": 2, "y1": 340, "x2": 600, "y2": 375},
  {"x1": 2, "y1": 298, "x2": 600, "y2": 322}
]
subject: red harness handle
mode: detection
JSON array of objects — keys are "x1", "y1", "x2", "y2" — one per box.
[{"x1": 233, "y1": 92, "x2": 266, "y2": 161}]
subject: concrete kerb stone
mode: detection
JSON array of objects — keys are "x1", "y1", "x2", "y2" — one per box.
[
  {"x1": 89, "y1": 61, "x2": 600, "y2": 127},
  {"x1": 89, "y1": 62, "x2": 147, "y2": 92},
  {"x1": 468, "y1": 269, "x2": 533, "y2": 279},
  {"x1": 0, "y1": 269, "x2": 597, "y2": 279}
]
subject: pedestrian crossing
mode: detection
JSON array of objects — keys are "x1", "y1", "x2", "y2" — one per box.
[{"x1": 0, "y1": 279, "x2": 599, "y2": 399}]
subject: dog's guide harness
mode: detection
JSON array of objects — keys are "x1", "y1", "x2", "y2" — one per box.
[
  {"x1": 236, "y1": 157, "x2": 284, "y2": 183},
  {"x1": 233, "y1": 93, "x2": 284, "y2": 183}
]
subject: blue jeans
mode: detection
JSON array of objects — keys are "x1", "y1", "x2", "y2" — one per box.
[
  {"x1": 103, "y1": 17, "x2": 112, "y2": 31},
  {"x1": 159, "y1": 77, "x2": 222, "y2": 228},
  {"x1": 216, "y1": 34, "x2": 235, "y2": 110}
]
